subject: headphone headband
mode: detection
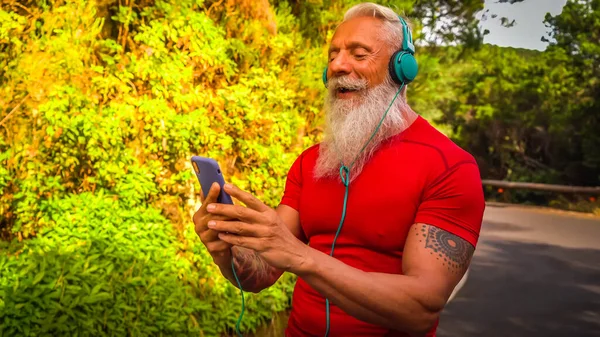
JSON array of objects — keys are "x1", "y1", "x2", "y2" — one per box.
[{"x1": 398, "y1": 16, "x2": 415, "y2": 54}]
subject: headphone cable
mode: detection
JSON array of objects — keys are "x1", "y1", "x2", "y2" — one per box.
[
  {"x1": 324, "y1": 84, "x2": 404, "y2": 336},
  {"x1": 231, "y1": 257, "x2": 245, "y2": 337}
]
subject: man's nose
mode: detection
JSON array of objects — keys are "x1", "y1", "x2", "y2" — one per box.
[{"x1": 328, "y1": 52, "x2": 352, "y2": 78}]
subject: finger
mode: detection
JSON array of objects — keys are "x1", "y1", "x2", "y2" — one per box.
[
  {"x1": 199, "y1": 227, "x2": 221, "y2": 243},
  {"x1": 202, "y1": 182, "x2": 221, "y2": 209},
  {"x1": 206, "y1": 203, "x2": 262, "y2": 224},
  {"x1": 194, "y1": 214, "x2": 243, "y2": 242},
  {"x1": 213, "y1": 214, "x2": 236, "y2": 221},
  {"x1": 208, "y1": 220, "x2": 266, "y2": 237},
  {"x1": 205, "y1": 240, "x2": 232, "y2": 255},
  {"x1": 198, "y1": 215, "x2": 234, "y2": 240},
  {"x1": 192, "y1": 208, "x2": 203, "y2": 229},
  {"x1": 193, "y1": 210, "x2": 209, "y2": 235},
  {"x1": 195, "y1": 213, "x2": 238, "y2": 242},
  {"x1": 218, "y1": 232, "x2": 260, "y2": 251},
  {"x1": 223, "y1": 184, "x2": 269, "y2": 212}
]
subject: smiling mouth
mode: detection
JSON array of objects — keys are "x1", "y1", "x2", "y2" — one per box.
[{"x1": 338, "y1": 87, "x2": 359, "y2": 94}]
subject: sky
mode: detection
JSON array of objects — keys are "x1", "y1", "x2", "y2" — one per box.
[{"x1": 479, "y1": 0, "x2": 568, "y2": 51}]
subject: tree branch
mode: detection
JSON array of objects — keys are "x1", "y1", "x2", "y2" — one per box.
[{"x1": 0, "y1": 93, "x2": 31, "y2": 127}]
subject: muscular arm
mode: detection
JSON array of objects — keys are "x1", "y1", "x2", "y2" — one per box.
[
  {"x1": 292, "y1": 223, "x2": 475, "y2": 336},
  {"x1": 218, "y1": 204, "x2": 305, "y2": 293}
]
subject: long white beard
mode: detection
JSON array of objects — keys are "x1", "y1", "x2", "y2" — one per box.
[{"x1": 314, "y1": 75, "x2": 408, "y2": 183}]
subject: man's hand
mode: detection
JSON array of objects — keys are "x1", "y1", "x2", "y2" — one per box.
[
  {"x1": 192, "y1": 182, "x2": 235, "y2": 266},
  {"x1": 205, "y1": 183, "x2": 308, "y2": 272}
]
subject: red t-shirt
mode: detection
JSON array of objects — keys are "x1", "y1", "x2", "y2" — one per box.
[{"x1": 279, "y1": 115, "x2": 485, "y2": 337}]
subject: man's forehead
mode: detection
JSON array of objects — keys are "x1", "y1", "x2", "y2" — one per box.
[{"x1": 330, "y1": 16, "x2": 385, "y2": 44}]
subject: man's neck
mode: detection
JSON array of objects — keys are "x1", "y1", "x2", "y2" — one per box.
[{"x1": 402, "y1": 107, "x2": 419, "y2": 131}]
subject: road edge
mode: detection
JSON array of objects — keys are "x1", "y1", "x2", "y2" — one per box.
[{"x1": 485, "y1": 201, "x2": 600, "y2": 220}]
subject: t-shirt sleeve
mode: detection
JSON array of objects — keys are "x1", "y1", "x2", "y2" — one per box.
[
  {"x1": 415, "y1": 161, "x2": 485, "y2": 247},
  {"x1": 279, "y1": 153, "x2": 304, "y2": 211}
]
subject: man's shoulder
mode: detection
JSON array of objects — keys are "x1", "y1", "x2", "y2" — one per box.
[
  {"x1": 286, "y1": 143, "x2": 321, "y2": 173},
  {"x1": 294, "y1": 143, "x2": 322, "y2": 163},
  {"x1": 301, "y1": 143, "x2": 321, "y2": 156},
  {"x1": 399, "y1": 116, "x2": 477, "y2": 168},
  {"x1": 290, "y1": 143, "x2": 317, "y2": 164}
]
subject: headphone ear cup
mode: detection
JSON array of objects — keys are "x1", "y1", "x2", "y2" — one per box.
[
  {"x1": 322, "y1": 67, "x2": 328, "y2": 87},
  {"x1": 388, "y1": 51, "x2": 403, "y2": 85},
  {"x1": 389, "y1": 51, "x2": 419, "y2": 85}
]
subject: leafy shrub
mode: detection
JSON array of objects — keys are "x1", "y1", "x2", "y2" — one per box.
[
  {"x1": 0, "y1": 0, "x2": 326, "y2": 239},
  {"x1": 0, "y1": 193, "x2": 295, "y2": 336},
  {"x1": 1, "y1": 0, "x2": 310, "y2": 334}
]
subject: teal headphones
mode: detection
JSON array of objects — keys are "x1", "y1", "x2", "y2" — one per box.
[{"x1": 322, "y1": 16, "x2": 418, "y2": 87}]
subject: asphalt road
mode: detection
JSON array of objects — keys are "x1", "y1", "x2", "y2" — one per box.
[{"x1": 437, "y1": 203, "x2": 600, "y2": 337}]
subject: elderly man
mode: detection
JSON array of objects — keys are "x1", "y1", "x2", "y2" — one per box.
[{"x1": 193, "y1": 2, "x2": 485, "y2": 336}]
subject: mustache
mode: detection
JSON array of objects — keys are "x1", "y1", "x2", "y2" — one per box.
[{"x1": 327, "y1": 76, "x2": 368, "y2": 91}]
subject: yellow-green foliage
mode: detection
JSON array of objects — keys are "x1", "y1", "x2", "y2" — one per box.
[
  {"x1": 0, "y1": 0, "x2": 327, "y2": 335},
  {"x1": 0, "y1": 0, "x2": 327, "y2": 239}
]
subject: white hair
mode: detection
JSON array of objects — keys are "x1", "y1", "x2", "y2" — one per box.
[{"x1": 342, "y1": 2, "x2": 412, "y2": 54}]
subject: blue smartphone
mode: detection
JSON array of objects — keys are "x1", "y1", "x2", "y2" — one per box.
[{"x1": 191, "y1": 156, "x2": 234, "y2": 205}]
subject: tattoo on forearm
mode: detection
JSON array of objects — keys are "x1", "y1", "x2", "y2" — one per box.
[
  {"x1": 419, "y1": 225, "x2": 474, "y2": 273},
  {"x1": 232, "y1": 247, "x2": 278, "y2": 289}
]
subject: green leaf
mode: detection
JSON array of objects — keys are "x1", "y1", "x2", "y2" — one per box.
[
  {"x1": 32, "y1": 270, "x2": 45, "y2": 286},
  {"x1": 90, "y1": 283, "x2": 103, "y2": 296}
]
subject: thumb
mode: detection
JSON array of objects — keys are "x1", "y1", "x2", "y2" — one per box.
[{"x1": 202, "y1": 182, "x2": 221, "y2": 208}]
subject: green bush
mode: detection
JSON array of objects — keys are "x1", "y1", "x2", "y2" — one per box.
[
  {"x1": 1, "y1": 0, "x2": 309, "y2": 335},
  {"x1": 0, "y1": 192, "x2": 295, "y2": 336}
]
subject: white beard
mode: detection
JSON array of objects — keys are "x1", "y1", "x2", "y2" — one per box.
[{"x1": 314, "y1": 75, "x2": 409, "y2": 183}]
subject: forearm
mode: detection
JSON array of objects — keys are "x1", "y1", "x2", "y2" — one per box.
[
  {"x1": 217, "y1": 246, "x2": 283, "y2": 293},
  {"x1": 294, "y1": 248, "x2": 444, "y2": 336}
]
